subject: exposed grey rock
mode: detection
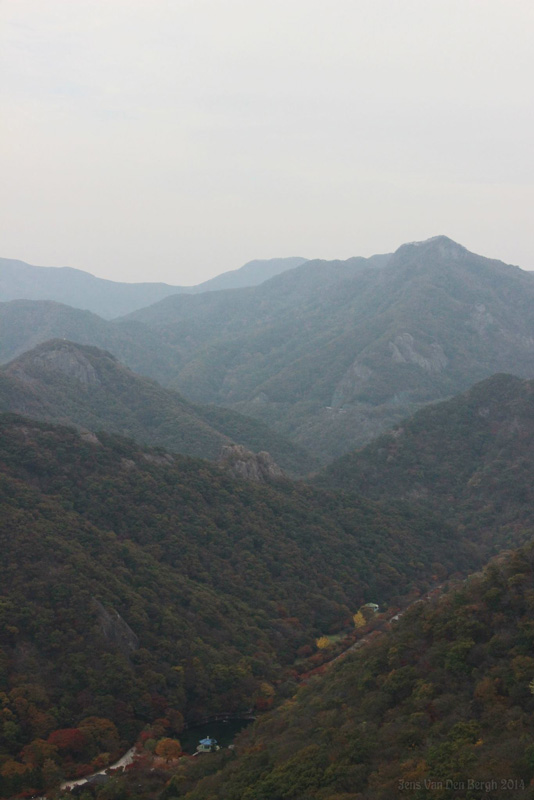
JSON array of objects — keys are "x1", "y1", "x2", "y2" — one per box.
[
  {"x1": 142, "y1": 452, "x2": 175, "y2": 466},
  {"x1": 92, "y1": 598, "x2": 139, "y2": 654},
  {"x1": 251, "y1": 392, "x2": 269, "y2": 404},
  {"x1": 218, "y1": 444, "x2": 284, "y2": 482},
  {"x1": 466, "y1": 303, "x2": 495, "y2": 335},
  {"x1": 10, "y1": 342, "x2": 103, "y2": 388},
  {"x1": 79, "y1": 431, "x2": 101, "y2": 445},
  {"x1": 388, "y1": 333, "x2": 448, "y2": 373}
]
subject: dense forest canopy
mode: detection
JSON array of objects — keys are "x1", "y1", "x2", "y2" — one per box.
[
  {"x1": 1, "y1": 240, "x2": 534, "y2": 799},
  {"x1": 317, "y1": 373, "x2": 534, "y2": 552},
  {"x1": 0, "y1": 414, "x2": 470, "y2": 796},
  {"x1": 175, "y1": 545, "x2": 534, "y2": 800}
]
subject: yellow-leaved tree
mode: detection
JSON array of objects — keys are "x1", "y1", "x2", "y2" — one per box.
[{"x1": 353, "y1": 610, "x2": 366, "y2": 629}]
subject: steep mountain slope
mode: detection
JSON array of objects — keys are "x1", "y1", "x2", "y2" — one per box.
[
  {"x1": 0, "y1": 415, "x2": 466, "y2": 794},
  {"x1": 0, "y1": 340, "x2": 316, "y2": 473},
  {"x1": 123, "y1": 237, "x2": 534, "y2": 461},
  {"x1": 0, "y1": 299, "x2": 179, "y2": 382},
  {"x1": 0, "y1": 256, "x2": 306, "y2": 318},
  {"x1": 4, "y1": 239, "x2": 534, "y2": 465},
  {"x1": 176, "y1": 546, "x2": 534, "y2": 800},
  {"x1": 317, "y1": 373, "x2": 534, "y2": 547}
]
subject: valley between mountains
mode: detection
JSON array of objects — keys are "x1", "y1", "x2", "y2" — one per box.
[{"x1": 1, "y1": 237, "x2": 534, "y2": 799}]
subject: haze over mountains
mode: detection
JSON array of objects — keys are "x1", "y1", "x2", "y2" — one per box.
[
  {"x1": 1, "y1": 236, "x2": 534, "y2": 463},
  {"x1": 2, "y1": 235, "x2": 534, "y2": 797},
  {"x1": 0, "y1": 256, "x2": 307, "y2": 318},
  {"x1": 0, "y1": 339, "x2": 315, "y2": 474},
  {"x1": 122, "y1": 236, "x2": 534, "y2": 458}
]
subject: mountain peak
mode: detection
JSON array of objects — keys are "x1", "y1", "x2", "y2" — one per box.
[
  {"x1": 394, "y1": 235, "x2": 468, "y2": 259},
  {"x1": 6, "y1": 339, "x2": 115, "y2": 388},
  {"x1": 395, "y1": 235, "x2": 468, "y2": 256}
]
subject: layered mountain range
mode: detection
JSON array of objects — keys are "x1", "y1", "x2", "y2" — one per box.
[
  {"x1": 2, "y1": 235, "x2": 534, "y2": 797},
  {"x1": 127, "y1": 236, "x2": 534, "y2": 461},
  {"x1": 2, "y1": 237, "x2": 534, "y2": 462},
  {"x1": 0, "y1": 339, "x2": 316, "y2": 474},
  {"x1": 0, "y1": 256, "x2": 307, "y2": 318},
  {"x1": 3, "y1": 364, "x2": 534, "y2": 796}
]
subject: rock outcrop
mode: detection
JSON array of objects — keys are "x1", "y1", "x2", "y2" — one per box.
[
  {"x1": 218, "y1": 444, "x2": 285, "y2": 482},
  {"x1": 388, "y1": 333, "x2": 448, "y2": 373},
  {"x1": 9, "y1": 341, "x2": 105, "y2": 388},
  {"x1": 92, "y1": 598, "x2": 139, "y2": 655}
]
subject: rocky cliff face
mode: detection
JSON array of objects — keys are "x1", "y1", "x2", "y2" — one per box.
[
  {"x1": 218, "y1": 444, "x2": 285, "y2": 482},
  {"x1": 388, "y1": 333, "x2": 448, "y2": 373},
  {"x1": 92, "y1": 598, "x2": 139, "y2": 655}
]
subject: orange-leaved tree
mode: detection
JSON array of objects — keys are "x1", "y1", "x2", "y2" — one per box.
[{"x1": 155, "y1": 738, "x2": 182, "y2": 763}]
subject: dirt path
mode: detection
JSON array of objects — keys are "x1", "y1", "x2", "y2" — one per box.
[{"x1": 60, "y1": 746, "x2": 136, "y2": 791}]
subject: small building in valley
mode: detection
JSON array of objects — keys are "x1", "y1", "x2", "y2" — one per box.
[{"x1": 197, "y1": 737, "x2": 219, "y2": 753}]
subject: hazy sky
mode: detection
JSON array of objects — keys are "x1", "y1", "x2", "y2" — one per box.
[{"x1": 1, "y1": 1, "x2": 533, "y2": 284}]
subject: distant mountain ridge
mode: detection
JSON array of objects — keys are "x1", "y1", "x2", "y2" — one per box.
[
  {"x1": 0, "y1": 339, "x2": 316, "y2": 474},
  {"x1": 122, "y1": 236, "x2": 534, "y2": 461},
  {"x1": 187, "y1": 256, "x2": 308, "y2": 292},
  {"x1": 2, "y1": 237, "x2": 534, "y2": 463},
  {"x1": 0, "y1": 255, "x2": 308, "y2": 318},
  {"x1": 0, "y1": 299, "x2": 179, "y2": 380}
]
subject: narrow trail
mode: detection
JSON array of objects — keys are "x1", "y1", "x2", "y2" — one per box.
[{"x1": 60, "y1": 746, "x2": 136, "y2": 791}]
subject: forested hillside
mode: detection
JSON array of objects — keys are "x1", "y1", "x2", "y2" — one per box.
[
  {"x1": 317, "y1": 373, "x2": 534, "y2": 549},
  {"x1": 2, "y1": 239, "x2": 534, "y2": 799},
  {"x1": 123, "y1": 237, "x2": 534, "y2": 461},
  {"x1": 175, "y1": 545, "x2": 534, "y2": 800},
  {"x1": 0, "y1": 340, "x2": 315, "y2": 474},
  {"x1": 3, "y1": 239, "x2": 534, "y2": 464},
  {"x1": 0, "y1": 300, "x2": 177, "y2": 384},
  {"x1": 0, "y1": 415, "x2": 466, "y2": 795}
]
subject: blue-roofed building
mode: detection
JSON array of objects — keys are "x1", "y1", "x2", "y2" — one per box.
[{"x1": 197, "y1": 737, "x2": 219, "y2": 753}]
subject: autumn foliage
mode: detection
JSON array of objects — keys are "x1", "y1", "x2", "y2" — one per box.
[{"x1": 47, "y1": 728, "x2": 88, "y2": 755}]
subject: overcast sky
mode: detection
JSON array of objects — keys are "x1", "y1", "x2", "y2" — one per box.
[{"x1": 1, "y1": 1, "x2": 533, "y2": 284}]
